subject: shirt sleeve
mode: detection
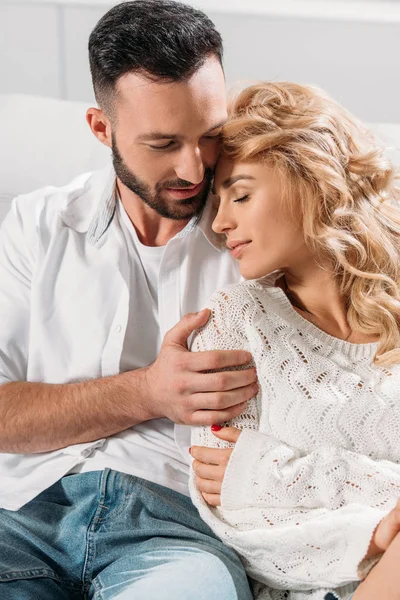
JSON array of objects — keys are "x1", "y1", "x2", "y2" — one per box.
[
  {"x1": 0, "y1": 198, "x2": 36, "y2": 384},
  {"x1": 189, "y1": 285, "x2": 390, "y2": 591}
]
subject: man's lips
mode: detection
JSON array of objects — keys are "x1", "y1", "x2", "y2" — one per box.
[
  {"x1": 165, "y1": 181, "x2": 204, "y2": 199},
  {"x1": 227, "y1": 240, "x2": 252, "y2": 259}
]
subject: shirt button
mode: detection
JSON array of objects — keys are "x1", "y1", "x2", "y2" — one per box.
[{"x1": 115, "y1": 325, "x2": 122, "y2": 333}]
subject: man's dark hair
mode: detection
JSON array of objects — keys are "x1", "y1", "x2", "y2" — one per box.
[{"x1": 89, "y1": 0, "x2": 223, "y2": 116}]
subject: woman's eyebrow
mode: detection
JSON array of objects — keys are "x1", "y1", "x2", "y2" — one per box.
[
  {"x1": 221, "y1": 175, "x2": 255, "y2": 189},
  {"x1": 204, "y1": 120, "x2": 226, "y2": 135}
]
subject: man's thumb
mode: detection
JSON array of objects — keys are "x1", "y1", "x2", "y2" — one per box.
[{"x1": 165, "y1": 309, "x2": 210, "y2": 347}]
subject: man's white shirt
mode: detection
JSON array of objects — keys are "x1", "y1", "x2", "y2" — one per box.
[{"x1": 0, "y1": 165, "x2": 240, "y2": 511}]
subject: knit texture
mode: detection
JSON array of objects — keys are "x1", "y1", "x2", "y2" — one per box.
[{"x1": 190, "y1": 277, "x2": 400, "y2": 600}]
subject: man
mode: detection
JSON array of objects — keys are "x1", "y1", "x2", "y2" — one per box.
[{"x1": 0, "y1": 1, "x2": 257, "y2": 598}]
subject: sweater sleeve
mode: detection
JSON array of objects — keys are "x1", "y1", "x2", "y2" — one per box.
[
  {"x1": 221, "y1": 429, "x2": 394, "y2": 587},
  {"x1": 191, "y1": 432, "x2": 387, "y2": 590},
  {"x1": 190, "y1": 287, "x2": 251, "y2": 355},
  {"x1": 222, "y1": 429, "x2": 400, "y2": 512},
  {"x1": 191, "y1": 286, "x2": 261, "y2": 448}
]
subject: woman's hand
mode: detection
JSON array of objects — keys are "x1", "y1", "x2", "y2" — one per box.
[
  {"x1": 364, "y1": 499, "x2": 400, "y2": 560},
  {"x1": 190, "y1": 426, "x2": 242, "y2": 506}
]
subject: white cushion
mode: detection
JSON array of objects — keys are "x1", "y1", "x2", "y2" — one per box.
[
  {"x1": 0, "y1": 93, "x2": 110, "y2": 204},
  {"x1": 370, "y1": 122, "x2": 400, "y2": 167}
]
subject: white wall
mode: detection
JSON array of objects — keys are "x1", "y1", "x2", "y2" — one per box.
[{"x1": 1, "y1": 0, "x2": 400, "y2": 122}]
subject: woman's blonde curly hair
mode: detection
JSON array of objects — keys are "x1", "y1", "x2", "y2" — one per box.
[{"x1": 222, "y1": 82, "x2": 400, "y2": 365}]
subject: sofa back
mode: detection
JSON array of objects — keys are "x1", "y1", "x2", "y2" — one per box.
[{"x1": 0, "y1": 94, "x2": 110, "y2": 223}]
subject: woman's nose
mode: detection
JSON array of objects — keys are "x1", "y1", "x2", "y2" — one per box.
[{"x1": 212, "y1": 204, "x2": 234, "y2": 234}]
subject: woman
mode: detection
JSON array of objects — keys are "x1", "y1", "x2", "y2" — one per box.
[{"x1": 189, "y1": 82, "x2": 400, "y2": 600}]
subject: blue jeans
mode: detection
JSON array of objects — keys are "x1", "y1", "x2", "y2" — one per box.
[{"x1": 0, "y1": 469, "x2": 253, "y2": 599}]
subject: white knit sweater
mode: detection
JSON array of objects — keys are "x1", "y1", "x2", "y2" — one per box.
[{"x1": 190, "y1": 277, "x2": 400, "y2": 600}]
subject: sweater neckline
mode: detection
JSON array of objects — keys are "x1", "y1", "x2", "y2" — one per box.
[{"x1": 251, "y1": 280, "x2": 380, "y2": 361}]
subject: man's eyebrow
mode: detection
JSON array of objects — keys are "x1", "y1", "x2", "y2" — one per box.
[
  {"x1": 137, "y1": 132, "x2": 178, "y2": 141},
  {"x1": 221, "y1": 175, "x2": 256, "y2": 189},
  {"x1": 136, "y1": 120, "x2": 226, "y2": 142}
]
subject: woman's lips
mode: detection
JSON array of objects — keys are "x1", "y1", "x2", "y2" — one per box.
[
  {"x1": 229, "y1": 242, "x2": 251, "y2": 259},
  {"x1": 165, "y1": 181, "x2": 204, "y2": 200}
]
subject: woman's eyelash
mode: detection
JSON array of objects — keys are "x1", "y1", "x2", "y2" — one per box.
[{"x1": 234, "y1": 195, "x2": 250, "y2": 203}]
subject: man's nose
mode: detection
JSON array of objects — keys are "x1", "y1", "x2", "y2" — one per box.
[{"x1": 175, "y1": 146, "x2": 205, "y2": 185}]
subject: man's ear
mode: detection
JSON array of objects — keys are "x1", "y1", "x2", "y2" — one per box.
[{"x1": 86, "y1": 107, "x2": 112, "y2": 148}]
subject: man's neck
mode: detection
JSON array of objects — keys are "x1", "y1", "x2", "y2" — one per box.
[{"x1": 117, "y1": 182, "x2": 191, "y2": 247}]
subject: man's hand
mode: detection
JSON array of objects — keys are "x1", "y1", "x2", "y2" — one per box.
[
  {"x1": 190, "y1": 426, "x2": 242, "y2": 506},
  {"x1": 141, "y1": 310, "x2": 257, "y2": 426}
]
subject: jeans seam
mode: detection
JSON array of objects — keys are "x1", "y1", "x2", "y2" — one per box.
[
  {"x1": 91, "y1": 574, "x2": 105, "y2": 600},
  {"x1": 98, "y1": 476, "x2": 135, "y2": 524},
  {"x1": 81, "y1": 469, "x2": 111, "y2": 595},
  {"x1": 0, "y1": 568, "x2": 58, "y2": 581},
  {"x1": 0, "y1": 568, "x2": 82, "y2": 590}
]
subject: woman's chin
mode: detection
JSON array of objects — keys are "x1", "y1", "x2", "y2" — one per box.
[
  {"x1": 239, "y1": 261, "x2": 279, "y2": 280},
  {"x1": 239, "y1": 266, "x2": 267, "y2": 280}
]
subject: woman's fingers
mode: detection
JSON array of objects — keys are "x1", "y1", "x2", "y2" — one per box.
[
  {"x1": 192, "y1": 459, "x2": 225, "y2": 481},
  {"x1": 190, "y1": 445, "x2": 232, "y2": 465},
  {"x1": 190, "y1": 435, "x2": 237, "y2": 507},
  {"x1": 201, "y1": 492, "x2": 221, "y2": 507},
  {"x1": 374, "y1": 499, "x2": 400, "y2": 550},
  {"x1": 195, "y1": 476, "x2": 221, "y2": 495},
  {"x1": 211, "y1": 426, "x2": 242, "y2": 443}
]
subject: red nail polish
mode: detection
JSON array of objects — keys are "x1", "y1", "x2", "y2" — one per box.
[
  {"x1": 188, "y1": 447, "x2": 192, "y2": 454},
  {"x1": 211, "y1": 424, "x2": 223, "y2": 432}
]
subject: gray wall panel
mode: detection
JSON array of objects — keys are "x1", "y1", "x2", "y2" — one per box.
[{"x1": 0, "y1": 3, "x2": 62, "y2": 97}]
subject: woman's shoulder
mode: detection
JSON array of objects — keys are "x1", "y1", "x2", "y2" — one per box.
[
  {"x1": 208, "y1": 274, "x2": 279, "y2": 313},
  {"x1": 245, "y1": 273, "x2": 281, "y2": 295}
]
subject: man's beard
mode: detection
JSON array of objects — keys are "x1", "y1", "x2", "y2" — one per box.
[{"x1": 111, "y1": 133, "x2": 213, "y2": 221}]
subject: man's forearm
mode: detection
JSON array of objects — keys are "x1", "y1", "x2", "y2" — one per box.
[{"x1": 0, "y1": 370, "x2": 151, "y2": 454}]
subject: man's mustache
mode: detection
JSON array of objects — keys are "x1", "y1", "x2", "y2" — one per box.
[
  {"x1": 162, "y1": 180, "x2": 200, "y2": 189},
  {"x1": 162, "y1": 168, "x2": 214, "y2": 190}
]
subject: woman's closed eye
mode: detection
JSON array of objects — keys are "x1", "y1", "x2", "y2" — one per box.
[{"x1": 234, "y1": 194, "x2": 250, "y2": 203}]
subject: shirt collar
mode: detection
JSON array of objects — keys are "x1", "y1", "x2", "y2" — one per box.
[
  {"x1": 60, "y1": 164, "x2": 115, "y2": 242},
  {"x1": 62, "y1": 165, "x2": 226, "y2": 251},
  {"x1": 194, "y1": 197, "x2": 226, "y2": 251},
  {"x1": 86, "y1": 167, "x2": 116, "y2": 245}
]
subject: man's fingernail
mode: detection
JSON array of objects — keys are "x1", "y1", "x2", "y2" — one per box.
[
  {"x1": 188, "y1": 447, "x2": 192, "y2": 454},
  {"x1": 211, "y1": 424, "x2": 223, "y2": 432}
]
